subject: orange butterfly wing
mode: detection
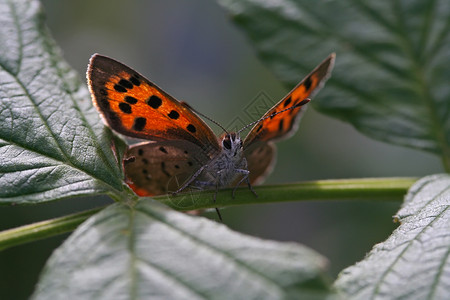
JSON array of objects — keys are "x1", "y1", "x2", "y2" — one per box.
[
  {"x1": 87, "y1": 54, "x2": 220, "y2": 155},
  {"x1": 244, "y1": 53, "x2": 335, "y2": 184},
  {"x1": 243, "y1": 53, "x2": 335, "y2": 148}
]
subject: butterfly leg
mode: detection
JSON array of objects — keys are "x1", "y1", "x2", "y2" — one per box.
[
  {"x1": 172, "y1": 165, "x2": 207, "y2": 195},
  {"x1": 213, "y1": 182, "x2": 223, "y2": 222},
  {"x1": 176, "y1": 175, "x2": 223, "y2": 222},
  {"x1": 232, "y1": 169, "x2": 258, "y2": 198},
  {"x1": 192, "y1": 180, "x2": 215, "y2": 189}
]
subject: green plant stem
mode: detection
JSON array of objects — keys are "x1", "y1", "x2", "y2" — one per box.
[
  {"x1": 0, "y1": 206, "x2": 105, "y2": 251},
  {"x1": 157, "y1": 177, "x2": 417, "y2": 210},
  {"x1": 0, "y1": 177, "x2": 417, "y2": 251}
]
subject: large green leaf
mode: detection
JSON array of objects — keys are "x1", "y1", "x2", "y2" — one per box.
[
  {"x1": 0, "y1": 0, "x2": 125, "y2": 204},
  {"x1": 32, "y1": 200, "x2": 336, "y2": 300},
  {"x1": 334, "y1": 174, "x2": 450, "y2": 299},
  {"x1": 218, "y1": 0, "x2": 450, "y2": 169}
]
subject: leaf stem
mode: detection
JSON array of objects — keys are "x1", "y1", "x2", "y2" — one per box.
[
  {"x1": 0, "y1": 206, "x2": 105, "y2": 251},
  {"x1": 157, "y1": 177, "x2": 417, "y2": 210},
  {"x1": 0, "y1": 177, "x2": 417, "y2": 251}
]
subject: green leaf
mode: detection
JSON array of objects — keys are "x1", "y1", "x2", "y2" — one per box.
[
  {"x1": 218, "y1": 0, "x2": 450, "y2": 170},
  {"x1": 334, "y1": 174, "x2": 450, "y2": 299},
  {"x1": 0, "y1": 0, "x2": 125, "y2": 204},
  {"x1": 32, "y1": 200, "x2": 336, "y2": 300}
]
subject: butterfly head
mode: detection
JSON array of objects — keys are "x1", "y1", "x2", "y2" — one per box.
[{"x1": 221, "y1": 132, "x2": 243, "y2": 157}]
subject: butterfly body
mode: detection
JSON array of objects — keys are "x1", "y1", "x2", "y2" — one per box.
[
  {"x1": 178, "y1": 132, "x2": 250, "y2": 193},
  {"x1": 87, "y1": 53, "x2": 335, "y2": 198}
]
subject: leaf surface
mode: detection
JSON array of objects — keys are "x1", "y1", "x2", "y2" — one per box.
[
  {"x1": 335, "y1": 174, "x2": 450, "y2": 299},
  {"x1": 0, "y1": 0, "x2": 125, "y2": 204},
  {"x1": 33, "y1": 201, "x2": 336, "y2": 300}
]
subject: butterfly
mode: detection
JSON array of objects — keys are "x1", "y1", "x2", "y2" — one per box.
[{"x1": 87, "y1": 53, "x2": 335, "y2": 206}]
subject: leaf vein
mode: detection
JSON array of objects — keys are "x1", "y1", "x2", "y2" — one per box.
[
  {"x1": 136, "y1": 207, "x2": 285, "y2": 295},
  {"x1": 0, "y1": 136, "x2": 115, "y2": 193},
  {"x1": 371, "y1": 183, "x2": 450, "y2": 298}
]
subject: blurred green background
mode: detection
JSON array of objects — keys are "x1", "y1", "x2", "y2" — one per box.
[{"x1": 0, "y1": 0, "x2": 444, "y2": 299}]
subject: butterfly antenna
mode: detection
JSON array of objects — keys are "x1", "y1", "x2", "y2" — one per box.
[
  {"x1": 237, "y1": 98, "x2": 310, "y2": 135},
  {"x1": 181, "y1": 101, "x2": 229, "y2": 134}
]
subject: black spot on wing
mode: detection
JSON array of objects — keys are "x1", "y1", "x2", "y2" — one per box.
[
  {"x1": 159, "y1": 146, "x2": 168, "y2": 154},
  {"x1": 304, "y1": 76, "x2": 312, "y2": 91},
  {"x1": 161, "y1": 162, "x2": 170, "y2": 177},
  {"x1": 133, "y1": 117, "x2": 146, "y2": 131},
  {"x1": 114, "y1": 84, "x2": 127, "y2": 93},
  {"x1": 119, "y1": 102, "x2": 132, "y2": 114},
  {"x1": 99, "y1": 98, "x2": 110, "y2": 110},
  {"x1": 119, "y1": 79, "x2": 133, "y2": 89},
  {"x1": 130, "y1": 75, "x2": 141, "y2": 86},
  {"x1": 187, "y1": 124, "x2": 196, "y2": 133},
  {"x1": 283, "y1": 96, "x2": 292, "y2": 108},
  {"x1": 168, "y1": 110, "x2": 180, "y2": 119},
  {"x1": 108, "y1": 112, "x2": 121, "y2": 127},
  {"x1": 288, "y1": 116, "x2": 297, "y2": 131},
  {"x1": 125, "y1": 96, "x2": 138, "y2": 104},
  {"x1": 147, "y1": 95, "x2": 162, "y2": 109},
  {"x1": 278, "y1": 119, "x2": 284, "y2": 132}
]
